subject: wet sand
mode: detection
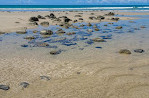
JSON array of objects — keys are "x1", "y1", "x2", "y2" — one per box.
[{"x1": 0, "y1": 11, "x2": 149, "y2": 98}]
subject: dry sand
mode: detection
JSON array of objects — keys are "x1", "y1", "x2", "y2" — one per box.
[
  {"x1": 0, "y1": 11, "x2": 149, "y2": 98},
  {"x1": 0, "y1": 10, "x2": 140, "y2": 33}
]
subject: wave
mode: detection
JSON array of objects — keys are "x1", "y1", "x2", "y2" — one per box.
[{"x1": 0, "y1": 7, "x2": 149, "y2": 11}]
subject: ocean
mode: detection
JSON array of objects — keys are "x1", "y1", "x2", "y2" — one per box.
[{"x1": 0, "y1": 5, "x2": 149, "y2": 11}]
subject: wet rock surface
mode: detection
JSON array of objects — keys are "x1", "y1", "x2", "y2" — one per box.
[
  {"x1": 0, "y1": 85, "x2": 10, "y2": 91},
  {"x1": 134, "y1": 49, "x2": 145, "y2": 53}
]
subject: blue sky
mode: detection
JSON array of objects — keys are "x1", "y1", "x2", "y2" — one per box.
[{"x1": 0, "y1": 0, "x2": 149, "y2": 5}]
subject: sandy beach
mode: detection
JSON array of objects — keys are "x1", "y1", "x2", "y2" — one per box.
[{"x1": 0, "y1": 10, "x2": 149, "y2": 98}]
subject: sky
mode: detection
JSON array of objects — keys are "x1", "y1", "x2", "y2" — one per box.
[{"x1": 0, "y1": 0, "x2": 149, "y2": 5}]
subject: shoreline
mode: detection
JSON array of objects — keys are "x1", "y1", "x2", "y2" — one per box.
[{"x1": 0, "y1": 10, "x2": 146, "y2": 33}]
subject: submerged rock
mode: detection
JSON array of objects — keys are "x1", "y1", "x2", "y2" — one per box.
[
  {"x1": 116, "y1": 26, "x2": 123, "y2": 29},
  {"x1": 87, "y1": 23, "x2": 92, "y2": 26},
  {"x1": 40, "y1": 30, "x2": 53, "y2": 35},
  {"x1": 0, "y1": 32, "x2": 5, "y2": 35},
  {"x1": 24, "y1": 36, "x2": 35, "y2": 40},
  {"x1": 34, "y1": 42, "x2": 49, "y2": 47},
  {"x1": 56, "y1": 29, "x2": 65, "y2": 34},
  {"x1": 92, "y1": 38, "x2": 105, "y2": 42},
  {"x1": 66, "y1": 32, "x2": 76, "y2": 35},
  {"x1": 16, "y1": 29, "x2": 27, "y2": 34},
  {"x1": 20, "y1": 82, "x2": 29, "y2": 88},
  {"x1": 33, "y1": 30, "x2": 38, "y2": 33},
  {"x1": 134, "y1": 49, "x2": 145, "y2": 53},
  {"x1": 119, "y1": 49, "x2": 131, "y2": 54},
  {"x1": 21, "y1": 44, "x2": 28, "y2": 47},
  {"x1": 0, "y1": 85, "x2": 10, "y2": 91},
  {"x1": 94, "y1": 28, "x2": 100, "y2": 31},
  {"x1": 87, "y1": 29, "x2": 93, "y2": 32}
]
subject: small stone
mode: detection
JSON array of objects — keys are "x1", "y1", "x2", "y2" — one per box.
[
  {"x1": 116, "y1": 26, "x2": 122, "y2": 29},
  {"x1": 119, "y1": 49, "x2": 131, "y2": 54},
  {"x1": 40, "y1": 76, "x2": 50, "y2": 81},
  {"x1": 77, "y1": 72, "x2": 81, "y2": 74},
  {"x1": 50, "y1": 50, "x2": 61, "y2": 55},
  {"x1": 92, "y1": 38, "x2": 105, "y2": 42},
  {"x1": 0, "y1": 85, "x2": 10, "y2": 91},
  {"x1": 56, "y1": 29, "x2": 65, "y2": 34},
  {"x1": 20, "y1": 82, "x2": 29, "y2": 88},
  {"x1": 33, "y1": 30, "x2": 38, "y2": 33},
  {"x1": 111, "y1": 17, "x2": 119, "y2": 21},
  {"x1": 66, "y1": 32, "x2": 76, "y2": 35},
  {"x1": 97, "y1": 16, "x2": 105, "y2": 20},
  {"x1": 134, "y1": 49, "x2": 145, "y2": 53},
  {"x1": 105, "y1": 12, "x2": 115, "y2": 16},
  {"x1": 74, "y1": 15, "x2": 82, "y2": 17},
  {"x1": 37, "y1": 15, "x2": 45, "y2": 19},
  {"x1": 29, "y1": 22, "x2": 38, "y2": 26}
]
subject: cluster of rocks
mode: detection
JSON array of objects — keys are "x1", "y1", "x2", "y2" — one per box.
[
  {"x1": 119, "y1": 49, "x2": 145, "y2": 54},
  {"x1": 0, "y1": 76, "x2": 50, "y2": 91}
]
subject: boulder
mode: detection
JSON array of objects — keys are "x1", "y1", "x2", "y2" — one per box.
[
  {"x1": 97, "y1": 16, "x2": 105, "y2": 20},
  {"x1": 49, "y1": 13, "x2": 56, "y2": 19},
  {"x1": 37, "y1": 15, "x2": 45, "y2": 19},
  {"x1": 29, "y1": 17, "x2": 39, "y2": 22}
]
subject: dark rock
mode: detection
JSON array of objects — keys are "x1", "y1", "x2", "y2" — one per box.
[
  {"x1": 73, "y1": 20, "x2": 78, "y2": 23},
  {"x1": 95, "y1": 47, "x2": 102, "y2": 49},
  {"x1": 92, "y1": 38, "x2": 105, "y2": 42},
  {"x1": 140, "y1": 26, "x2": 146, "y2": 28},
  {"x1": 119, "y1": 49, "x2": 131, "y2": 54},
  {"x1": 49, "y1": 13, "x2": 56, "y2": 19},
  {"x1": 34, "y1": 42, "x2": 49, "y2": 47},
  {"x1": 16, "y1": 29, "x2": 27, "y2": 34},
  {"x1": 87, "y1": 23, "x2": 92, "y2": 26},
  {"x1": 134, "y1": 49, "x2": 145, "y2": 53},
  {"x1": 20, "y1": 82, "x2": 29, "y2": 88},
  {"x1": 33, "y1": 30, "x2": 38, "y2": 33},
  {"x1": 94, "y1": 28, "x2": 100, "y2": 31},
  {"x1": 89, "y1": 16, "x2": 96, "y2": 20},
  {"x1": 116, "y1": 26, "x2": 123, "y2": 29},
  {"x1": 105, "y1": 12, "x2": 115, "y2": 16},
  {"x1": 40, "y1": 30, "x2": 53, "y2": 35},
  {"x1": 24, "y1": 36, "x2": 35, "y2": 40},
  {"x1": 56, "y1": 29, "x2": 65, "y2": 34},
  {"x1": 79, "y1": 18, "x2": 83, "y2": 20},
  {"x1": 40, "y1": 76, "x2": 50, "y2": 81},
  {"x1": 97, "y1": 16, "x2": 105, "y2": 20},
  {"x1": 21, "y1": 44, "x2": 28, "y2": 47},
  {"x1": 0, "y1": 32, "x2": 5, "y2": 35},
  {"x1": 50, "y1": 50, "x2": 61, "y2": 55},
  {"x1": 66, "y1": 32, "x2": 76, "y2": 35},
  {"x1": 0, "y1": 85, "x2": 10, "y2": 90},
  {"x1": 37, "y1": 15, "x2": 45, "y2": 19},
  {"x1": 29, "y1": 17, "x2": 39, "y2": 22},
  {"x1": 111, "y1": 17, "x2": 119, "y2": 21}
]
